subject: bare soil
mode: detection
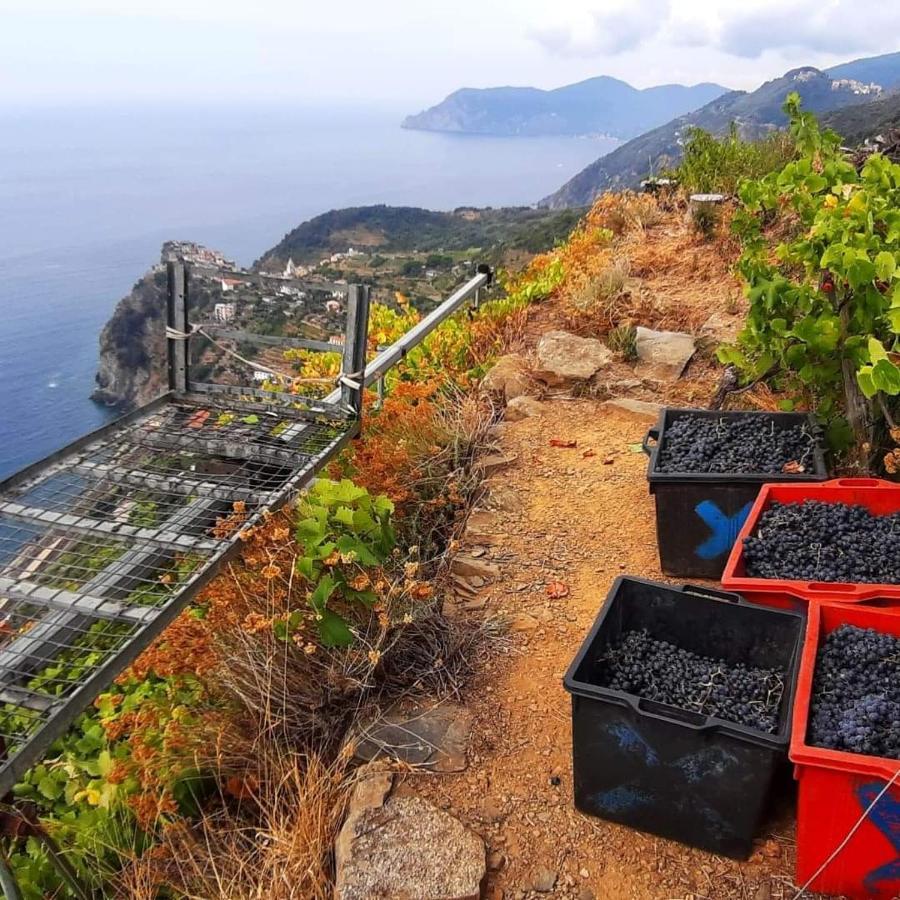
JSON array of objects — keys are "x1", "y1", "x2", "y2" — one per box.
[
  {"x1": 408, "y1": 401, "x2": 803, "y2": 900},
  {"x1": 401, "y1": 216, "x2": 826, "y2": 900}
]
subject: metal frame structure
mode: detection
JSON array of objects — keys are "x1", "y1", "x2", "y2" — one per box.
[{"x1": 0, "y1": 260, "x2": 489, "y2": 895}]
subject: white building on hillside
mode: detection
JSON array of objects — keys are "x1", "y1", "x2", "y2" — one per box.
[{"x1": 213, "y1": 303, "x2": 236, "y2": 323}]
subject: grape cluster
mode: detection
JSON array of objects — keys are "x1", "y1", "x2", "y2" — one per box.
[
  {"x1": 596, "y1": 629, "x2": 785, "y2": 733},
  {"x1": 743, "y1": 501, "x2": 900, "y2": 584},
  {"x1": 809, "y1": 625, "x2": 900, "y2": 759},
  {"x1": 655, "y1": 415, "x2": 817, "y2": 474}
]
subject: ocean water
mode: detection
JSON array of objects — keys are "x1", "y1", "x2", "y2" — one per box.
[{"x1": 0, "y1": 104, "x2": 615, "y2": 480}]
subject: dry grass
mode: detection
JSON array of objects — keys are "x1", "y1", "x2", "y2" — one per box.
[{"x1": 114, "y1": 746, "x2": 350, "y2": 900}]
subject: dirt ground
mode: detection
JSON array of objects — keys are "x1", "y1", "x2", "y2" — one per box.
[{"x1": 408, "y1": 399, "x2": 807, "y2": 900}]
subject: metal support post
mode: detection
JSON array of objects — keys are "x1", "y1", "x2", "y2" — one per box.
[
  {"x1": 340, "y1": 284, "x2": 371, "y2": 420},
  {"x1": 166, "y1": 261, "x2": 189, "y2": 393}
]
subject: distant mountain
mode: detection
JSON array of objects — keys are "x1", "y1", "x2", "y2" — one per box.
[
  {"x1": 827, "y1": 51, "x2": 900, "y2": 91},
  {"x1": 402, "y1": 77, "x2": 729, "y2": 140},
  {"x1": 824, "y1": 90, "x2": 900, "y2": 144},
  {"x1": 541, "y1": 67, "x2": 882, "y2": 208}
]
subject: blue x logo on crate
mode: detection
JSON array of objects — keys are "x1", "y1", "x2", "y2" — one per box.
[
  {"x1": 859, "y1": 781, "x2": 900, "y2": 895},
  {"x1": 694, "y1": 500, "x2": 753, "y2": 561}
]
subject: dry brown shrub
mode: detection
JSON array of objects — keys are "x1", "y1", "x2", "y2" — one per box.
[{"x1": 114, "y1": 746, "x2": 349, "y2": 900}]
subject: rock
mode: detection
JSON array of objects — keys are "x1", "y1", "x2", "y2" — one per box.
[
  {"x1": 634, "y1": 326, "x2": 696, "y2": 382},
  {"x1": 451, "y1": 555, "x2": 501, "y2": 580},
  {"x1": 504, "y1": 395, "x2": 545, "y2": 421},
  {"x1": 700, "y1": 309, "x2": 742, "y2": 345},
  {"x1": 481, "y1": 483, "x2": 523, "y2": 513},
  {"x1": 602, "y1": 398, "x2": 663, "y2": 422},
  {"x1": 532, "y1": 869, "x2": 558, "y2": 893},
  {"x1": 476, "y1": 453, "x2": 517, "y2": 476},
  {"x1": 481, "y1": 353, "x2": 533, "y2": 402},
  {"x1": 577, "y1": 889, "x2": 596, "y2": 900},
  {"x1": 348, "y1": 763, "x2": 394, "y2": 816},
  {"x1": 335, "y1": 794, "x2": 486, "y2": 900},
  {"x1": 535, "y1": 331, "x2": 613, "y2": 386},
  {"x1": 355, "y1": 703, "x2": 473, "y2": 773}
]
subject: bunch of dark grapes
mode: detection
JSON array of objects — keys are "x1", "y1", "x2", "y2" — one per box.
[
  {"x1": 596, "y1": 629, "x2": 785, "y2": 733},
  {"x1": 743, "y1": 501, "x2": 900, "y2": 584},
  {"x1": 809, "y1": 625, "x2": 900, "y2": 759},
  {"x1": 655, "y1": 415, "x2": 817, "y2": 474}
]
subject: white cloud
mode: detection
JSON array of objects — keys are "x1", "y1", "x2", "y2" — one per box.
[
  {"x1": 717, "y1": 0, "x2": 896, "y2": 58},
  {"x1": 530, "y1": 0, "x2": 671, "y2": 58}
]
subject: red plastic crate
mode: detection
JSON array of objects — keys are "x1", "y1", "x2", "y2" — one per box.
[
  {"x1": 790, "y1": 602, "x2": 900, "y2": 899},
  {"x1": 721, "y1": 478, "x2": 900, "y2": 610}
]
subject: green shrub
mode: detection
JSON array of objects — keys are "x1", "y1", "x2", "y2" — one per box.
[
  {"x1": 675, "y1": 124, "x2": 796, "y2": 196},
  {"x1": 724, "y1": 93, "x2": 900, "y2": 461}
]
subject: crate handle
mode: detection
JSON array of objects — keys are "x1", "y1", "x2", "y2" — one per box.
[
  {"x1": 641, "y1": 427, "x2": 660, "y2": 456},
  {"x1": 636, "y1": 698, "x2": 708, "y2": 730},
  {"x1": 830, "y1": 478, "x2": 889, "y2": 488},
  {"x1": 680, "y1": 584, "x2": 741, "y2": 604}
]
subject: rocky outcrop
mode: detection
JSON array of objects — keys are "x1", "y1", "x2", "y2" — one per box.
[
  {"x1": 335, "y1": 792, "x2": 486, "y2": 900},
  {"x1": 480, "y1": 353, "x2": 532, "y2": 402},
  {"x1": 91, "y1": 270, "x2": 168, "y2": 409},
  {"x1": 92, "y1": 250, "x2": 220, "y2": 410},
  {"x1": 504, "y1": 395, "x2": 545, "y2": 421},
  {"x1": 634, "y1": 326, "x2": 696, "y2": 382},
  {"x1": 534, "y1": 331, "x2": 613, "y2": 386}
]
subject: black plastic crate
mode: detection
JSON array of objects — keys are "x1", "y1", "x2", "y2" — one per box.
[
  {"x1": 563, "y1": 577, "x2": 805, "y2": 859},
  {"x1": 643, "y1": 408, "x2": 828, "y2": 578}
]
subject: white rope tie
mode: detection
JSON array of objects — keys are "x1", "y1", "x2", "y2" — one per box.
[
  {"x1": 791, "y1": 767, "x2": 900, "y2": 898},
  {"x1": 165, "y1": 324, "x2": 364, "y2": 391}
]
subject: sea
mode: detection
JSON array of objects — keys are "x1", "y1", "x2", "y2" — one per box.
[{"x1": 0, "y1": 103, "x2": 615, "y2": 480}]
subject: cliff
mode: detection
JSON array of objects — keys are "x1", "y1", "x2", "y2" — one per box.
[{"x1": 92, "y1": 269, "x2": 168, "y2": 409}]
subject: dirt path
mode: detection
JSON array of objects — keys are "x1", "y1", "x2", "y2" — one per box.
[{"x1": 409, "y1": 398, "x2": 800, "y2": 900}]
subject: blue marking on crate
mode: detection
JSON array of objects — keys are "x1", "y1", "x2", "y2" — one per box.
[
  {"x1": 858, "y1": 781, "x2": 900, "y2": 895},
  {"x1": 608, "y1": 723, "x2": 659, "y2": 765},
  {"x1": 594, "y1": 785, "x2": 654, "y2": 813},
  {"x1": 674, "y1": 747, "x2": 737, "y2": 784},
  {"x1": 694, "y1": 500, "x2": 754, "y2": 560}
]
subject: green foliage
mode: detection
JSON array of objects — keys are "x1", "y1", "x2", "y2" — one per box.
[
  {"x1": 726, "y1": 93, "x2": 900, "y2": 454},
  {"x1": 258, "y1": 204, "x2": 583, "y2": 267},
  {"x1": 607, "y1": 324, "x2": 638, "y2": 361},
  {"x1": 7, "y1": 649, "x2": 207, "y2": 898},
  {"x1": 293, "y1": 479, "x2": 396, "y2": 646},
  {"x1": 674, "y1": 124, "x2": 796, "y2": 195}
]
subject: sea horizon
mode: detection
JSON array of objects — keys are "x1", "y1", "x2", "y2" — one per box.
[{"x1": 0, "y1": 102, "x2": 616, "y2": 480}]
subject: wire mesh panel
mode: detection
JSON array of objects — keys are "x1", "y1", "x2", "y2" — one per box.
[{"x1": 0, "y1": 388, "x2": 357, "y2": 795}]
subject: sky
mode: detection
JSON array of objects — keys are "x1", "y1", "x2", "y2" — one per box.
[{"x1": 2, "y1": 0, "x2": 900, "y2": 110}]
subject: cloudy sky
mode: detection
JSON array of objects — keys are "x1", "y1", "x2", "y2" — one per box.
[{"x1": 2, "y1": 0, "x2": 899, "y2": 108}]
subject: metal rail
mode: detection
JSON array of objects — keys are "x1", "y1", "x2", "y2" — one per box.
[
  {"x1": 322, "y1": 270, "x2": 490, "y2": 406},
  {"x1": 0, "y1": 258, "x2": 491, "y2": 897}
]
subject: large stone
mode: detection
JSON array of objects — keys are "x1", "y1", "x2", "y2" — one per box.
[
  {"x1": 602, "y1": 398, "x2": 663, "y2": 423},
  {"x1": 634, "y1": 327, "x2": 696, "y2": 382},
  {"x1": 475, "y1": 453, "x2": 517, "y2": 476},
  {"x1": 451, "y1": 555, "x2": 500, "y2": 580},
  {"x1": 481, "y1": 353, "x2": 532, "y2": 402},
  {"x1": 700, "y1": 309, "x2": 743, "y2": 345},
  {"x1": 535, "y1": 331, "x2": 613, "y2": 386},
  {"x1": 504, "y1": 395, "x2": 545, "y2": 421},
  {"x1": 335, "y1": 794, "x2": 486, "y2": 900},
  {"x1": 355, "y1": 703, "x2": 473, "y2": 773}
]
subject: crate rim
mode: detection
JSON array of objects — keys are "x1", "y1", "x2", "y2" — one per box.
[
  {"x1": 790, "y1": 600, "x2": 900, "y2": 781},
  {"x1": 562, "y1": 575, "x2": 806, "y2": 749},
  {"x1": 644, "y1": 408, "x2": 829, "y2": 486},
  {"x1": 721, "y1": 478, "x2": 900, "y2": 603}
]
